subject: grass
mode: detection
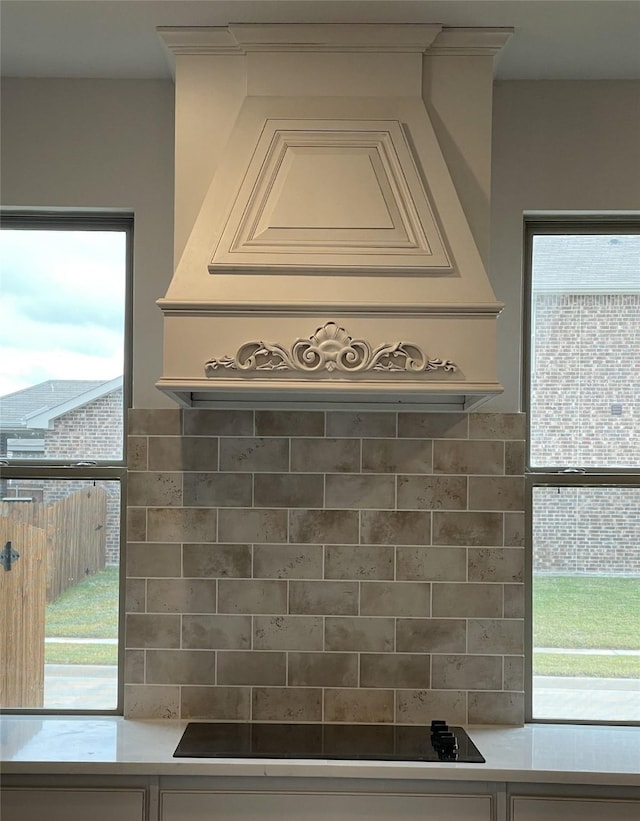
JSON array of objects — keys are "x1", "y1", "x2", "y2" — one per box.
[
  {"x1": 46, "y1": 565, "x2": 119, "y2": 639},
  {"x1": 533, "y1": 575, "x2": 640, "y2": 650},
  {"x1": 45, "y1": 566, "x2": 119, "y2": 664},
  {"x1": 534, "y1": 653, "x2": 639, "y2": 679},
  {"x1": 533, "y1": 574, "x2": 640, "y2": 678}
]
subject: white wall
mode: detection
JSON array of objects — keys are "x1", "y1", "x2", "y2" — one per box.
[
  {"x1": 0, "y1": 78, "x2": 175, "y2": 408},
  {"x1": 489, "y1": 80, "x2": 640, "y2": 412},
  {"x1": 2, "y1": 78, "x2": 638, "y2": 411}
]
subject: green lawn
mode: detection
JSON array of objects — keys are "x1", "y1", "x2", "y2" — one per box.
[
  {"x1": 45, "y1": 566, "x2": 119, "y2": 665},
  {"x1": 533, "y1": 575, "x2": 640, "y2": 678}
]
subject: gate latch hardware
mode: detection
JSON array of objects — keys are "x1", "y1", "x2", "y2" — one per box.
[{"x1": 1, "y1": 541, "x2": 20, "y2": 571}]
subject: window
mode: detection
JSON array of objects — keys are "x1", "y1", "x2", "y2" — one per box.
[
  {"x1": 0, "y1": 212, "x2": 132, "y2": 712},
  {"x1": 525, "y1": 219, "x2": 640, "y2": 723}
]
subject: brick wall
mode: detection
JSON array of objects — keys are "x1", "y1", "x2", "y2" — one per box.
[
  {"x1": 531, "y1": 293, "x2": 639, "y2": 575},
  {"x1": 42, "y1": 387, "x2": 123, "y2": 563},
  {"x1": 125, "y1": 409, "x2": 525, "y2": 725}
]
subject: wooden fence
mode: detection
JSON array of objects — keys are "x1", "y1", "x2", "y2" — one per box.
[
  {"x1": 0, "y1": 519, "x2": 46, "y2": 707},
  {"x1": 0, "y1": 485, "x2": 107, "y2": 603}
]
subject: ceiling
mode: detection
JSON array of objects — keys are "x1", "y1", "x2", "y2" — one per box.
[{"x1": 1, "y1": 0, "x2": 639, "y2": 81}]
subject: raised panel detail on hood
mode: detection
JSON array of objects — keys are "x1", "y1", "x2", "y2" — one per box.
[
  {"x1": 156, "y1": 25, "x2": 510, "y2": 411},
  {"x1": 210, "y1": 118, "x2": 452, "y2": 273}
]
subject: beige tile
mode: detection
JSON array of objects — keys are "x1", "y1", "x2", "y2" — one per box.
[
  {"x1": 126, "y1": 543, "x2": 181, "y2": 578},
  {"x1": 325, "y1": 474, "x2": 395, "y2": 509},
  {"x1": 397, "y1": 475, "x2": 467, "y2": 510},
  {"x1": 147, "y1": 578, "x2": 217, "y2": 613},
  {"x1": 290, "y1": 438, "x2": 360, "y2": 472},
  {"x1": 432, "y1": 511, "x2": 502, "y2": 546},
  {"x1": 218, "y1": 508, "x2": 288, "y2": 543},
  {"x1": 396, "y1": 618, "x2": 466, "y2": 653},
  {"x1": 431, "y1": 654, "x2": 502, "y2": 690},
  {"x1": 220, "y1": 437, "x2": 289, "y2": 472},
  {"x1": 147, "y1": 508, "x2": 217, "y2": 543},
  {"x1": 253, "y1": 615, "x2": 324, "y2": 650},
  {"x1": 396, "y1": 546, "x2": 467, "y2": 582},
  {"x1": 124, "y1": 650, "x2": 144, "y2": 684},
  {"x1": 124, "y1": 684, "x2": 180, "y2": 719},
  {"x1": 289, "y1": 580, "x2": 358, "y2": 615},
  {"x1": 183, "y1": 409, "x2": 253, "y2": 436},
  {"x1": 183, "y1": 472, "x2": 252, "y2": 507},
  {"x1": 468, "y1": 618, "x2": 524, "y2": 654},
  {"x1": 125, "y1": 577, "x2": 145, "y2": 613},
  {"x1": 325, "y1": 616, "x2": 394, "y2": 652},
  {"x1": 125, "y1": 613, "x2": 180, "y2": 648},
  {"x1": 182, "y1": 615, "x2": 251, "y2": 649},
  {"x1": 505, "y1": 512, "x2": 525, "y2": 547},
  {"x1": 148, "y1": 436, "x2": 218, "y2": 471},
  {"x1": 129, "y1": 408, "x2": 181, "y2": 436},
  {"x1": 325, "y1": 545, "x2": 394, "y2": 580},
  {"x1": 433, "y1": 440, "x2": 504, "y2": 475},
  {"x1": 361, "y1": 510, "x2": 430, "y2": 546},
  {"x1": 253, "y1": 544, "x2": 323, "y2": 579},
  {"x1": 432, "y1": 582, "x2": 502, "y2": 617},
  {"x1": 288, "y1": 652, "x2": 358, "y2": 686},
  {"x1": 255, "y1": 410, "x2": 324, "y2": 437},
  {"x1": 469, "y1": 476, "x2": 524, "y2": 511},
  {"x1": 127, "y1": 508, "x2": 146, "y2": 542},
  {"x1": 289, "y1": 509, "x2": 359, "y2": 544},
  {"x1": 360, "y1": 653, "x2": 430, "y2": 689},
  {"x1": 252, "y1": 687, "x2": 322, "y2": 722},
  {"x1": 181, "y1": 686, "x2": 251, "y2": 720},
  {"x1": 469, "y1": 412, "x2": 526, "y2": 441},
  {"x1": 360, "y1": 582, "x2": 430, "y2": 617},
  {"x1": 326, "y1": 411, "x2": 396, "y2": 438},
  {"x1": 468, "y1": 547, "x2": 524, "y2": 583},
  {"x1": 504, "y1": 583, "x2": 525, "y2": 618},
  {"x1": 254, "y1": 473, "x2": 324, "y2": 508},
  {"x1": 217, "y1": 651, "x2": 286, "y2": 685},
  {"x1": 504, "y1": 655, "x2": 525, "y2": 691},
  {"x1": 505, "y1": 440, "x2": 525, "y2": 475},
  {"x1": 127, "y1": 436, "x2": 148, "y2": 470},
  {"x1": 398, "y1": 412, "x2": 468, "y2": 440},
  {"x1": 183, "y1": 544, "x2": 251, "y2": 578},
  {"x1": 362, "y1": 439, "x2": 432, "y2": 473},
  {"x1": 324, "y1": 688, "x2": 394, "y2": 723},
  {"x1": 146, "y1": 649, "x2": 216, "y2": 685},
  {"x1": 468, "y1": 691, "x2": 524, "y2": 725},
  {"x1": 128, "y1": 471, "x2": 182, "y2": 507},
  {"x1": 218, "y1": 579, "x2": 287, "y2": 614},
  {"x1": 396, "y1": 689, "x2": 467, "y2": 725}
]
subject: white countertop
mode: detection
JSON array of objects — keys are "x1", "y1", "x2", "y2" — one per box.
[{"x1": 1, "y1": 717, "x2": 639, "y2": 787}]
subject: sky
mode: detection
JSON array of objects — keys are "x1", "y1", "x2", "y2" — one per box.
[{"x1": 0, "y1": 229, "x2": 126, "y2": 398}]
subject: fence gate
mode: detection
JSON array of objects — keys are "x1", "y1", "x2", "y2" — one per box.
[{"x1": 0, "y1": 519, "x2": 46, "y2": 707}]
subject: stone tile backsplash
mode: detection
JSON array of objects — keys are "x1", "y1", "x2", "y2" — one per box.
[{"x1": 125, "y1": 409, "x2": 525, "y2": 724}]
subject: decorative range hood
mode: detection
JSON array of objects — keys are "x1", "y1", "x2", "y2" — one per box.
[{"x1": 156, "y1": 24, "x2": 510, "y2": 410}]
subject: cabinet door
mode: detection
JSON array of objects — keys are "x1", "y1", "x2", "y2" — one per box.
[
  {"x1": 512, "y1": 796, "x2": 640, "y2": 821},
  {"x1": 161, "y1": 790, "x2": 492, "y2": 821},
  {"x1": 1, "y1": 788, "x2": 145, "y2": 821}
]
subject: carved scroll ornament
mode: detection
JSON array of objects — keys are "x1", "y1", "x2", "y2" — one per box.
[{"x1": 204, "y1": 322, "x2": 456, "y2": 377}]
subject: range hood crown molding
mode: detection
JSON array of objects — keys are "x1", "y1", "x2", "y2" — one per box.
[
  {"x1": 157, "y1": 24, "x2": 513, "y2": 58},
  {"x1": 157, "y1": 23, "x2": 507, "y2": 412}
]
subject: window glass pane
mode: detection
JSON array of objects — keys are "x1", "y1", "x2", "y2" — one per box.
[
  {"x1": 0, "y1": 229, "x2": 126, "y2": 461},
  {"x1": 0, "y1": 479, "x2": 120, "y2": 710},
  {"x1": 530, "y1": 233, "x2": 640, "y2": 468},
  {"x1": 532, "y1": 485, "x2": 640, "y2": 722}
]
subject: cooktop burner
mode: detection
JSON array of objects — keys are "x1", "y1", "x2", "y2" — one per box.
[{"x1": 173, "y1": 720, "x2": 485, "y2": 763}]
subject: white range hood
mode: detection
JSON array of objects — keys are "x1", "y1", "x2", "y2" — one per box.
[{"x1": 156, "y1": 24, "x2": 510, "y2": 410}]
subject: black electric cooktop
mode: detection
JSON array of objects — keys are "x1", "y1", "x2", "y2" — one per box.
[{"x1": 173, "y1": 720, "x2": 485, "y2": 763}]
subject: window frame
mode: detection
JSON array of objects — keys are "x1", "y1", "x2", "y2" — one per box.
[
  {"x1": 0, "y1": 210, "x2": 133, "y2": 715},
  {"x1": 523, "y1": 216, "x2": 640, "y2": 726}
]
